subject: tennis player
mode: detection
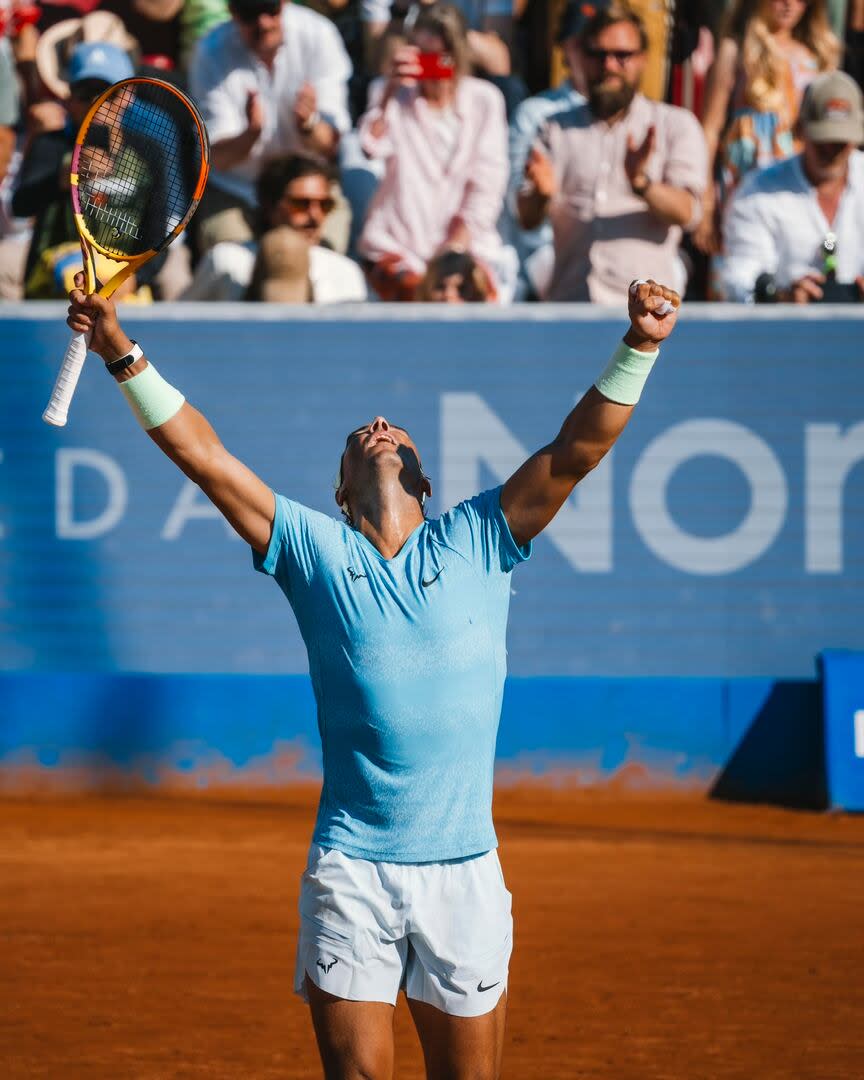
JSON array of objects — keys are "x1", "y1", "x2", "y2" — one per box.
[{"x1": 66, "y1": 274, "x2": 679, "y2": 1079}]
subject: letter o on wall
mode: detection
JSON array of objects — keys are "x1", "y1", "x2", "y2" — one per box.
[{"x1": 629, "y1": 420, "x2": 788, "y2": 574}]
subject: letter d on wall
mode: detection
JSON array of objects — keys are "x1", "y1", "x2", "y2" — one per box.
[{"x1": 56, "y1": 449, "x2": 128, "y2": 539}]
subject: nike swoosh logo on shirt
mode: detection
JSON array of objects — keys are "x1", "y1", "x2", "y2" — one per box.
[
  {"x1": 421, "y1": 569, "x2": 444, "y2": 588},
  {"x1": 477, "y1": 980, "x2": 500, "y2": 993}
]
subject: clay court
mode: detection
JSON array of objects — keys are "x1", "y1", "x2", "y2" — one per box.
[{"x1": 2, "y1": 787, "x2": 863, "y2": 1080}]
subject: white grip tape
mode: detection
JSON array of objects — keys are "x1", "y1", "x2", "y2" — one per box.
[
  {"x1": 43, "y1": 330, "x2": 90, "y2": 427},
  {"x1": 629, "y1": 278, "x2": 675, "y2": 316}
]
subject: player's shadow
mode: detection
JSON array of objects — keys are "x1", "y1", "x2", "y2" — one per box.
[{"x1": 710, "y1": 680, "x2": 828, "y2": 810}]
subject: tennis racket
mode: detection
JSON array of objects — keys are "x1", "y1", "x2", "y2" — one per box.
[{"x1": 43, "y1": 77, "x2": 210, "y2": 427}]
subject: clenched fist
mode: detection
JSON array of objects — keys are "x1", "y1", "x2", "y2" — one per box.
[{"x1": 625, "y1": 278, "x2": 680, "y2": 348}]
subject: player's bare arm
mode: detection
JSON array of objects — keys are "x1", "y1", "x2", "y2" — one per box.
[
  {"x1": 66, "y1": 277, "x2": 275, "y2": 555},
  {"x1": 501, "y1": 279, "x2": 680, "y2": 547}
]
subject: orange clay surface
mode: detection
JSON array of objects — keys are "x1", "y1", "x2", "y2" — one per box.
[{"x1": 2, "y1": 786, "x2": 863, "y2": 1079}]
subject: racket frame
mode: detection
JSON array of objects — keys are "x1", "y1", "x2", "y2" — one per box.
[{"x1": 70, "y1": 75, "x2": 211, "y2": 300}]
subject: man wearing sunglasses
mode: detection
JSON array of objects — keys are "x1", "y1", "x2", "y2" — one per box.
[
  {"x1": 517, "y1": 0, "x2": 707, "y2": 305},
  {"x1": 181, "y1": 153, "x2": 367, "y2": 301},
  {"x1": 189, "y1": 0, "x2": 351, "y2": 252}
]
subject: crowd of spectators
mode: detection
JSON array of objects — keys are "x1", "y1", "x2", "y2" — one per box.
[{"x1": 0, "y1": 0, "x2": 862, "y2": 306}]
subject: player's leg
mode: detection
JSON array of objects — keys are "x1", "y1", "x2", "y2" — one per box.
[
  {"x1": 306, "y1": 977, "x2": 396, "y2": 1080},
  {"x1": 404, "y1": 850, "x2": 513, "y2": 1079},
  {"x1": 295, "y1": 845, "x2": 407, "y2": 1079},
  {"x1": 408, "y1": 992, "x2": 507, "y2": 1080}
]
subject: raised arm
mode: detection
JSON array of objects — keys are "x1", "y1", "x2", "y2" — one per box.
[
  {"x1": 66, "y1": 277, "x2": 275, "y2": 555},
  {"x1": 501, "y1": 280, "x2": 679, "y2": 546}
]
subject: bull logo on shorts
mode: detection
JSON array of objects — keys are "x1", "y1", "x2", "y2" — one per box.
[{"x1": 317, "y1": 957, "x2": 339, "y2": 974}]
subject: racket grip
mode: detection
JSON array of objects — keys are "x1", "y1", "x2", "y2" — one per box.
[{"x1": 43, "y1": 330, "x2": 91, "y2": 427}]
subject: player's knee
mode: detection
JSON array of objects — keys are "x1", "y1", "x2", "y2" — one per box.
[{"x1": 321, "y1": 1050, "x2": 391, "y2": 1080}]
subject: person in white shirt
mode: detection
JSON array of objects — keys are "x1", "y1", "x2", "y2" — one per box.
[
  {"x1": 189, "y1": 0, "x2": 352, "y2": 249},
  {"x1": 181, "y1": 153, "x2": 368, "y2": 302},
  {"x1": 722, "y1": 70, "x2": 864, "y2": 304}
]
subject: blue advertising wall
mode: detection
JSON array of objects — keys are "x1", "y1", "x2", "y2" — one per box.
[{"x1": 1, "y1": 304, "x2": 863, "y2": 800}]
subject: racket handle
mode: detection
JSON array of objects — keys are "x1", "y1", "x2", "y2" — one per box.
[{"x1": 43, "y1": 330, "x2": 90, "y2": 427}]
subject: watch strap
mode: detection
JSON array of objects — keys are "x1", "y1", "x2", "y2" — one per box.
[{"x1": 106, "y1": 341, "x2": 143, "y2": 376}]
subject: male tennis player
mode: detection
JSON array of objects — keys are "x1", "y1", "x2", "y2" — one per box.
[{"x1": 67, "y1": 273, "x2": 679, "y2": 1080}]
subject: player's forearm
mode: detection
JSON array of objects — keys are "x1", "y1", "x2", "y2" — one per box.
[
  {"x1": 553, "y1": 330, "x2": 659, "y2": 473},
  {"x1": 552, "y1": 387, "x2": 635, "y2": 479}
]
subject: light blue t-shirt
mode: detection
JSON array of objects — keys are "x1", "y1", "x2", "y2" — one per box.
[{"x1": 253, "y1": 486, "x2": 530, "y2": 862}]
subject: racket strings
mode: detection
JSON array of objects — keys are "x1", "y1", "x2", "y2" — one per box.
[{"x1": 77, "y1": 82, "x2": 205, "y2": 259}]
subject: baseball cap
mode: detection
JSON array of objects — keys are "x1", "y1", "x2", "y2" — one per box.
[
  {"x1": 799, "y1": 71, "x2": 864, "y2": 145},
  {"x1": 557, "y1": 0, "x2": 610, "y2": 43},
  {"x1": 67, "y1": 42, "x2": 135, "y2": 88}
]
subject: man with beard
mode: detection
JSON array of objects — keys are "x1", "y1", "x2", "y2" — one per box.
[{"x1": 517, "y1": 1, "x2": 707, "y2": 304}]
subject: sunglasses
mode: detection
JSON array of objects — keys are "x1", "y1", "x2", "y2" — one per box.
[
  {"x1": 285, "y1": 195, "x2": 336, "y2": 214},
  {"x1": 232, "y1": 1, "x2": 281, "y2": 22},
  {"x1": 583, "y1": 46, "x2": 642, "y2": 64}
]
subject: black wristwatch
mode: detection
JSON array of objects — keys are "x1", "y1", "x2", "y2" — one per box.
[{"x1": 105, "y1": 341, "x2": 144, "y2": 375}]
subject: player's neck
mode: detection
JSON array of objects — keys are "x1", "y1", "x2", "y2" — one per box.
[{"x1": 351, "y1": 489, "x2": 425, "y2": 560}]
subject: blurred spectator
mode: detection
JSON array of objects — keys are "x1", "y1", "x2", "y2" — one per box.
[
  {"x1": 417, "y1": 246, "x2": 495, "y2": 300},
  {"x1": 848, "y1": 0, "x2": 864, "y2": 88},
  {"x1": 100, "y1": 0, "x2": 183, "y2": 74},
  {"x1": 10, "y1": 42, "x2": 145, "y2": 298},
  {"x1": 180, "y1": 0, "x2": 230, "y2": 67},
  {"x1": 722, "y1": 70, "x2": 864, "y2": 302},
  {"x1": 0, "y1": 17, "x2": 26, "y2": 299},
  {"x1": 34, "y1": 11, "x2": 138, "y2": 101},
  {"x1": 0, "y1": 15, "x2": 17, "y2": 182},
  {"x1": 517, "y1": 1, "x2": 707, "y2": 304},
  {"x1": 357, "y1": 3, "x2": 514, "y2": 300},
  {"x1": 504, "y1": 0, "x2": 587, "y2": 299},
  {"x1": 189, "y1": 0, "x2": 352, "y2": 252},
  {"x1": 362, "y1": 0, "x2": 526, "y2": 117},
  {"x1": 182, "y1": 152, "x2": 367, "y2": 301},
  {"x1": 695, "y1": 0, "x2": 840, "y2": 258}
]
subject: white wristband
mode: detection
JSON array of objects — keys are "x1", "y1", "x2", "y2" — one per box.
[
  {"x1": 594, "y1": 341, "x2": 659, "y2": 406},
  {"x1": 119, "y1": 361, "x2": 185, "y2": 431}
]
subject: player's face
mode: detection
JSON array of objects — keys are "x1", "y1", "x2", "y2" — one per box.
[{"x1": 339, "y1": 417, "x2": 425, "y2": 502}]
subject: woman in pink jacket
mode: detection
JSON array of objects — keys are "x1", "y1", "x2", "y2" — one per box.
[{"x1": 358, "y1": 3, "x2": 514, "y2": 301}]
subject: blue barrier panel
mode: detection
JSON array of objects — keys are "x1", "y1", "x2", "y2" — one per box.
[
  {"x1": 0, "y1": 671, "x2": 819, "y2": 798},
  {"x1": 820, "y1": 651, "x2": 864, "y2": 811},
  {"x1": 1, "y1": 305, "x2": 861, "y2": 798},
  {"x1": 2, "y1": 304, "x2": 863, "y2": 681}
]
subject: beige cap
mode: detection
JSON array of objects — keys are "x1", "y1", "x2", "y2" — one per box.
[
  {"x1": 36, "y1": 12, "x2": 138, "y2": 100},
  {"x1": 799, "y1": 71, "x2": 864, "y2": 145}
]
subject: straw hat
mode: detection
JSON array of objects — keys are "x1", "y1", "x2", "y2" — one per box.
[{"x1": 36, "y1": 11, "x2": 138, "y2": 100}]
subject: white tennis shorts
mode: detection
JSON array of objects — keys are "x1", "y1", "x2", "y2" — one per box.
[{"x1": 295, "y1": 844, "x2": 513, "y2": 1017}]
